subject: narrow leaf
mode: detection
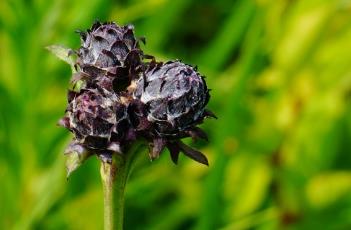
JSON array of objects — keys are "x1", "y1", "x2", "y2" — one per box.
[
  {"x1": 177, "y1": 141, "x2": 209, "y2": 166},
  {"x1": 46, "y1": 45, "x2": 76, "y2": 72}
]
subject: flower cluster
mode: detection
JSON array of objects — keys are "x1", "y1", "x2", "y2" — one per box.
[{"x1": 58, "y1": 21, "x2": 215, "y2": 169}]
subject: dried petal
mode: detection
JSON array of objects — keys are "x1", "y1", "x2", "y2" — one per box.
[{"x1": 149, "y1": 138, "x2": 166, "y2": 160}]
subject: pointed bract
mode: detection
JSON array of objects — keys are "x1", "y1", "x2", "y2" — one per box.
[
  {"x1": 177, "y1": 141, "x2": 209, "y2": 166},
  {"x1": 167, "y1": 142, "x2": 180, "y2": 164}
]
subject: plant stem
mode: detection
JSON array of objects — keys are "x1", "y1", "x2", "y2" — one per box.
[{"x1": 100, "y1": 142, "x2": 143, "y2": 230}]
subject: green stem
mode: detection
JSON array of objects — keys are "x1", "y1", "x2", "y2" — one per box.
[{"x1": 100, "y1": 142, "x2": 143, "y2": 230}]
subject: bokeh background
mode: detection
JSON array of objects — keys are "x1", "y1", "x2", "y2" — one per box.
[{"x1": 1, "y1": 0, "x2": 351, "y2": 229}]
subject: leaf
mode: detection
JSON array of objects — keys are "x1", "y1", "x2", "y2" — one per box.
[
  {"x1": 64, "y1": 142, "x2": 92, "y2": 178},
  {"x1": 306, "y1": 172, "x2": 351, "y2": 209},
  {"x1": 46, "y1": 45, "x2": 76, "y2": 72},
  {"x1": 177, "y1": 141, "x2": 209, "y2": 166},
  {"x1": 71, "y1": 79, "x2": 86, "y2": 92}
]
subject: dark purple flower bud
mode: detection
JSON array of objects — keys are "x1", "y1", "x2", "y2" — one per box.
[
  {"x1": 132, "y1": 60, "x2": 215, "y2": 165},
  {"x1": 59, "y1": 88, "x2": 133, "y2": 153},
  {"x1": 133, "y1": 60, "x2": 211, "y2": 136},
  {"x1": 76, "y1": 21, "x2": 145, "y2": 90},
  {"x1": 77, "y1": 21, "x2": 142, "y2": 70}
]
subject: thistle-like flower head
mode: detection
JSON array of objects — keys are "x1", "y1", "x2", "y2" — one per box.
[
  {"x1": 50, "y1": 21, "x2": 215, "y2": 177},
  {"x1": 133, "y1": 61, "x2": 210, "y2": 135},
  {"x1": 59, "y1": 89, "x2": 133, "y2": 152},
  {"x1": 77, "y1": 21, "x2": 142, "y2": 70},
  {"x1": 76, "y1": 21, "x2": 144, "y2": 92},
  {"x1": 131, "y1": 61, "x2": 215, "y2": 165}
]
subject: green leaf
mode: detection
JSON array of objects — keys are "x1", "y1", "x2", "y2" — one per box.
[
  {"x1": 306, "y1": 171, "x2": 351, "y2": 209},
  {"x1": 65, "y1": 143, "x2": 92, "y2": 178},
  {"x1": 46, "y1": 45, "x2": 76, "y2": 72},
  {"x1": 71, "y1": 79, "x2": 86, "y2": 93}
]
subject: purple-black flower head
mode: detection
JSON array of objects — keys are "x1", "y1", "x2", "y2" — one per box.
[
  {"x1": 132, "y1": 60, "x2": 215, "y2": 165},
  {"x1": 76, "y1": 21, "x2": 144, "y2": 89},
  {"x1": 52, "y1": 21, "x2": 215, "y2": 175},
  {"x1": 134, "y1": 61, "x2": 210, "y2": 136},
  {"x1": 59, "y1": 88, "x2": 135, "y2": 159}
]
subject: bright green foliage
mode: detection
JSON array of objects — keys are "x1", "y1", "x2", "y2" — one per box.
[
  {"x1": 46, "y1": 45, "x2": 75, "y2": 71},
  {"x1": 1, "y1": 0, "x2": 351, "y2": 229}
]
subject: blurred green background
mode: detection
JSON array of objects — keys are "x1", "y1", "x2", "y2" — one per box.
[{"x1": 1, "y1": 0, "x2": 351, "y2": 229}]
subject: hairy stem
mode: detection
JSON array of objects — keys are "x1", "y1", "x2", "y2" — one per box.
[{"x1": 100, "y1": 142, "x2": 143, "y2": 230}]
